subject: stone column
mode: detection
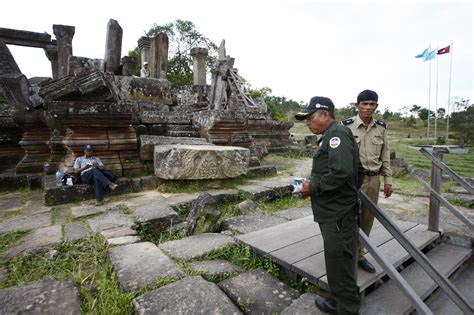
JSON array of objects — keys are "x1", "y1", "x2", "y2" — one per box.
[
  {"x1": 137, "y1": 36, "x2": 150, "y2": 65},
  {"x1": 121, "y1": 56, "x2": 137, "y2": 76},
  {"x1": 52, "y1": 25, "x2": 75, "y2": 79},
  {"x1": 44, "y1": 45, "x2": 59, "y2": 80},
  {"x1": 150, "y1": 33, "x2": 168, "y2": 79},
  {"x1": 191, "y1": 47, "x2": 208, "y2": 85},
  {"x1": 104, "y1": 19, "x2": 123, "y2": 74}
]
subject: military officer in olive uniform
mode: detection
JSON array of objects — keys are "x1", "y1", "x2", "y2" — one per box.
[
  {"x1": 297, "y1": 96, "x2": 364, "y2": 315},
  {"x1": 342, "y1": 89, "x2": 393, "y2": 274}
]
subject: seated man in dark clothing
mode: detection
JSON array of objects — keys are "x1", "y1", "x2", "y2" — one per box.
[{"x1": 73, "y1": 144, "x2": 118, "y2": 206}]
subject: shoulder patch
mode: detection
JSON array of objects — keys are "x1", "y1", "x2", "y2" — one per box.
[
  {"x1": 375, "y1": 120, "x2": 387, "y2": 129},
  {"x1": 341, "y1": 118, "x2": 354, "y2": 126},
  {"x1": 329, "y1": 137, "x2": 341, "y2": 149}
]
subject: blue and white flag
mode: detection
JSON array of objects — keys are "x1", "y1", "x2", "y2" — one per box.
[
  {"x1": 423, "y1": 50, "x2": 436, "y2": 61},
  {"x1": 415, "y1": 48, "x2": 428, "y2": 58}
]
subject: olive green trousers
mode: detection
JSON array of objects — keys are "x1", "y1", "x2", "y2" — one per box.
[
  {"x1": 319, "y1": 213, "x2": 360, "y2": 315},
  {"x1": 358, "y1": 175, "x2": 380, "y2": 261}
]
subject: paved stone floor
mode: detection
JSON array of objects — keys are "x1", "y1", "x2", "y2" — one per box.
[{"x1": 0, "y1": 157, "x2": 472, "y2": 314}]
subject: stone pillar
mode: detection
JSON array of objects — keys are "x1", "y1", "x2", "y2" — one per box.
[
  {"x1": 121, "y1": 56, "x2": 137, "y2": 76},
  {"x1": 150, "y1": 33, "x2": 168, "y2": 79},
  {"x1": 138, "y1": 36, "x2": 150, "y2": 65},
  {"x1": 52, "y1": 25, "x2": 75, "y2": 79},
  {"x1": 44, "y1": 45, "x2": 59, "y2": 80},
  {"x1": 104, "y1": 19, "x2": 123, "y2": 74},
  {"x1": 191, "y1": 47, "x2": 208, "y2": 85}
]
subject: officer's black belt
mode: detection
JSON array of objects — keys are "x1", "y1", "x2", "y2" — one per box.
[{"x1": 364, "y1": 169, "x2": 380, "y2": 176}]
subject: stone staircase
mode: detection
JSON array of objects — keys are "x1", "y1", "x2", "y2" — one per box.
[{"x1": 0, "y1": 180, "x2": 472, "y2": 314}]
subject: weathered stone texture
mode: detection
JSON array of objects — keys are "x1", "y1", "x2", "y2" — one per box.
[
  {"x1": 139, "y1": 135, "x2": 210, "y2": 160},
  {"x1": 133, "y1": 276, "x2": 242, "y2": 314},
  {"x1": 4, "y1": 225, "x2": 62, "y2": 259},
  {"x1": 218, "y1": 268, "x2": 300, "y2": 314},
  {"x1": 108, "y1": 242, "x2": 185, "y2": 292},
  {"x1": 154, "y1": 145, "x2": 249, "y2": 179},
  {"x1": 0, "y1": 279, "x2": 81, "y2": 314},
  {"x1": 159, "y1": 233, "x2": 236, "y2": 260},
  {"x1": 104, "y1": 19, "x2": 122, "y2": 74}
]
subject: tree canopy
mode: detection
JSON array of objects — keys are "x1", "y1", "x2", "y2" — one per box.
[{"x1": 132, "y1": 19, "x2": 218, "y2": 87}]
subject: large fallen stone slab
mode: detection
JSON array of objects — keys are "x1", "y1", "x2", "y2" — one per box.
[
  {"x1": 108, "y1": 242, "x2": 185, "y2": 292},
  {"x1": 107, "y1": 235, "x2": 140, "y2": 246},
  {"x1": 281, "y1": 292, "x2": 322, "y2": 315},
  {"x1": 0, "y1": 279, "x2": 81, "y2": 314},
  {"x1": 133, "y1": 276, "x2": 242, "y2": 314},
  {"x1": 87, "y1": 211, "x2": 134, "y2": 233},
  {"x1": 0, "y1": 212, "x2": 52, "y2": 235},
  {"x1": 237, "y1": 184, "x2": 279, "y2": 201},
  {"x1": 218, "y1": 268, "x2": 300, "y2": 314},
  {"x1": 140, "y1": 135, "x2": 210, "y2": 160},
  {"x1": 4, "y1": 225, "x2": 62, "y2": 259},
  {"x1": 221, "y1": 214, "x2": 288, "y2": 234},
  {"x1": 159, "y1": 233, "x2": 236, "y2": 260},
  {"x1": 154, "y1": 145, "x2": 250, "y2": 179},
  {"x1": 186, "y1": 260, "x2": 242, "y2": 281}
]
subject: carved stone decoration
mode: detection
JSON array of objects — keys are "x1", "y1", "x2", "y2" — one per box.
[
  {"x1": 104, "y1": 19, "x2": 123, "y2": 74},
  {"x1": 154, "y1": 145, "x2": 249, "y2": 180}
]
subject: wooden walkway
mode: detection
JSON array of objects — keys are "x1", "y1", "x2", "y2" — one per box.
[{"x1": 236, "y1": 216, "x2": 440, "y2": 292}]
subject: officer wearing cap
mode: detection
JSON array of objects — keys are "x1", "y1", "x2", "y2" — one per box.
[
  {"x1": 140, "y1": 61, "x2": 150, "y2": 78},
  {"x1": 297, "y1": 96, "x2": 363, "y2": 315},
  {"x1": 73, "y1": 144, "x2": 118, "y2": 206},
  {"x1": 342, "y1": 89, "x2": 393, "y2": 274}
]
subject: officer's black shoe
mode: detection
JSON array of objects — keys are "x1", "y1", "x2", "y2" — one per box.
[
  {"x1": 314, "y1": 297, "x2": 337, "y2": 314},
  {"x1": 359, "y1": 259, "x2": 376, "y2": 273}
]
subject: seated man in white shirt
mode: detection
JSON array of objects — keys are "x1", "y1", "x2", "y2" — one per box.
[{"x1": 73, "y1": 144, "x2": 118, "y2": 206}]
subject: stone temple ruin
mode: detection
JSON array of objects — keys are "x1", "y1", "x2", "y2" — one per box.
[{"x1": 0, "y1": 19, "x2": 293, "y2": 203}]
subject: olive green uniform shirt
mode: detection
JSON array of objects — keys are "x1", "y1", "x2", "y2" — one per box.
[
  {"x1": 345, "y1": 115, "x2": 392, "y2": 185},
  {"x1": 309, "y1": 122, "x2": 364, "y2": 223}
]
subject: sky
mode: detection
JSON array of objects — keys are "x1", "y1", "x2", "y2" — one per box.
[{"x1": 1, "y1": 0, "x2": 472, "y2": 114}]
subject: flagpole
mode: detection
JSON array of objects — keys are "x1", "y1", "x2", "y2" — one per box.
[
  {"x1": 427, "y1": 44, "x2": 431, "y2": 140},
  {"x1": 434, "y1": 46, "x2": 439, "y2": 145},
  {"x1": 446, "y1": 41, "x2": 453, "y2": 142}
]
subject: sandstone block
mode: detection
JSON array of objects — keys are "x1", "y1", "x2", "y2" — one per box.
[{"x1": 154, "y1": 145, "x2": 249, "y2": 180}]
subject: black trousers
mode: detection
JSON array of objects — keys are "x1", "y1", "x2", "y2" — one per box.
[{"x1": 81, "y1": 168, "x2": 115, "y2": 201}]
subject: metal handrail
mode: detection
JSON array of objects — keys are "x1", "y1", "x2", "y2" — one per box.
[
  {"x1": 419, "y1": 148, "x2": 474, "y2": 194},
  {"x1": 359, "y1": 230, "x2": 433, "y2": 315},
  {"x1": 415, "y1": 175, "x2": 474, "y2": 230},
  {"x1": 359, "y1": 191, "x2": 474, "y2": 314}
]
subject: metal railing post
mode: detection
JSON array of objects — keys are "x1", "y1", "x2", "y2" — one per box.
[{"x1": 428, "y1": 148, "x2": 445, "y2": 231}]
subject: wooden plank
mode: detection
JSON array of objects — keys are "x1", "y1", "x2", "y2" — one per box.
[
  {"x1": 359, "y1": 220, "x2": 419, "y2": 256},
  {"x1": 271, "y1": 234, "x2": 324, "y2": 270},
  {"x1": 361, "y1": 244, "x2": 471, "y2": 315},
  {"x1": 349, "y1": 224, "x2": 439, "y2": 291}
]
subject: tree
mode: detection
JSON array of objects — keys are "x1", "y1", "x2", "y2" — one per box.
[
  {"x1": 418, "y1": 108, "x2": 435, "y2": 120},
  {"x1": 410, "y1": 104, "x2": 421, "y2": 115},
  {"x1": 335, "y1": 104, "x2": 357, "y2": 119},
  {"x1": 135, "y1": 20, "x2": 218, "y2": 88},
  {"x1": 450, "y1": 101, "x2": 474, "y2": 146}
]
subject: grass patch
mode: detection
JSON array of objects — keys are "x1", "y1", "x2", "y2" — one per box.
[
  {"x1": 2, "y1": 234, "x2": 135, "y2": 313},
  {"x1": 0, "y1": 231, "x2": 27, "y2": 266},
  {"x1": 51, "y1": 206, "x2": 72, "y2": 224}
]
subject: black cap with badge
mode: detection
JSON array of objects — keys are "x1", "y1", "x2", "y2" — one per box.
[
  {"x1": 294, "y1": 96, "x2": 335, "y2": 120},
  {"x1": 84, "y1": 144, "x2": 93, "y2": 151}
]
